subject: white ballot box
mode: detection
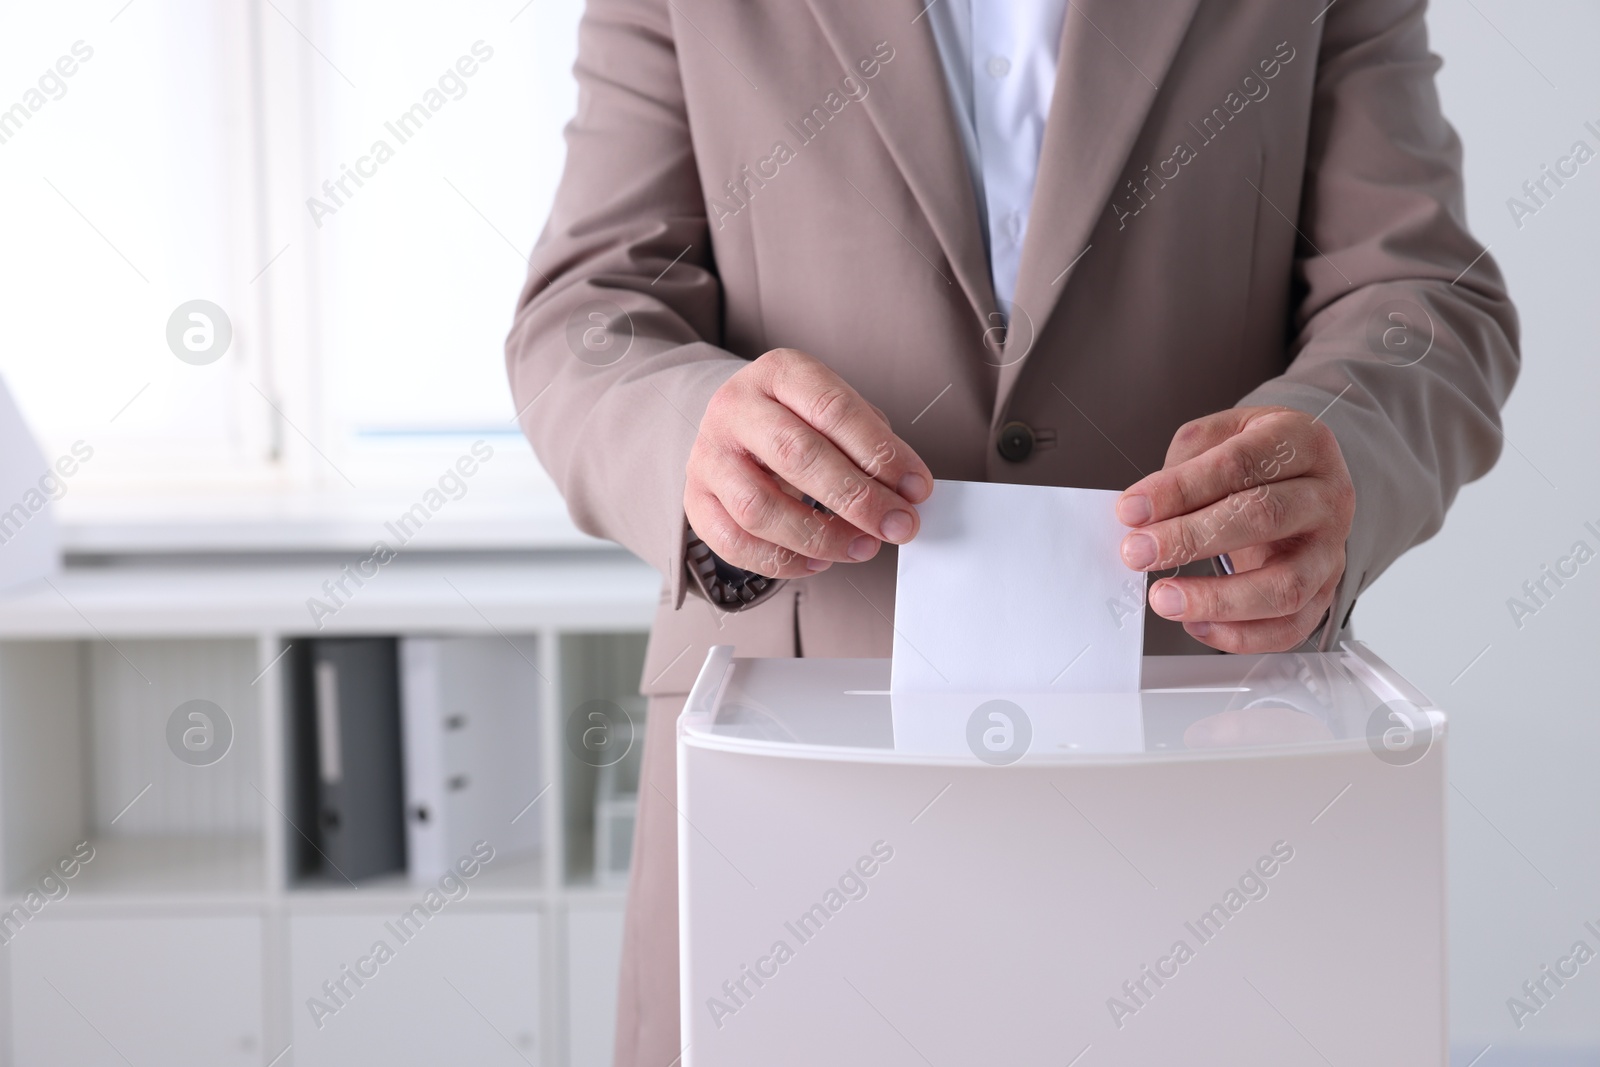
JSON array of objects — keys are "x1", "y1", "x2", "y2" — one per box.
[{"x1": 677, "y1": 643, "x2": 1446, "y2": 1066}]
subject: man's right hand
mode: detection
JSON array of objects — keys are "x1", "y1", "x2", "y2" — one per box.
[{"x1": 685, "y1": 348, "x2": 933, "y2": 579}]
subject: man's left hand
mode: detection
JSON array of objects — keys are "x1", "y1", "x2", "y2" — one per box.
[{"x1": 1116, "y1": 406, "x2": 1356, "y2": 654}]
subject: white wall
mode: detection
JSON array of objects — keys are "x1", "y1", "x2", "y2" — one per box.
[{"x1": 1364, "y1": 1, "x2": 1600, "y2": 1056}]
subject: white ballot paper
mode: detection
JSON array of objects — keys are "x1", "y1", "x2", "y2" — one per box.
[{"x1": 890, "y1": 479, "x2": 1144, "y2": 693}]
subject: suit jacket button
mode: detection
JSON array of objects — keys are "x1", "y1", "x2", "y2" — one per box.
[{"x1": 997, "y1": 420, "x2": 1035, "y2": 462}]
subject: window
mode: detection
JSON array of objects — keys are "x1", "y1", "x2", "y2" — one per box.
[{"x1": 0, "y1": 0, "x2": 583, "y2": 503}]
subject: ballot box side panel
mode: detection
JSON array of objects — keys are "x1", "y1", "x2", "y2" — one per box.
[{"x1": 679, "y1": 740, "x2": 1445, "y2": 1067}]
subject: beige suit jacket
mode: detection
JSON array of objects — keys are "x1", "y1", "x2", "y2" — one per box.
[{"x1": 507, "y1": 0, "x2": 1519, "y2": 697}]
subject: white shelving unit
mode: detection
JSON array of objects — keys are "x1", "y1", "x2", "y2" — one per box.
[{"x1": 0, "y1": 550, "x2": 660, "y2": 1067}]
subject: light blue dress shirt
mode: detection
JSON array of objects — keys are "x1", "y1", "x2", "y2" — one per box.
[{"x1": 926, "y1": 0, "x2": 1070, "y2": 311}]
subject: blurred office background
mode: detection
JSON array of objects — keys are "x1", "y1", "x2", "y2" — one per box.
[
  {"x1": 0, "y1": 0, "x2": 1595, "y2": 1064},
  {"x1": 1365, "y1": 3, "x2": 1600, "y2": 1062}
]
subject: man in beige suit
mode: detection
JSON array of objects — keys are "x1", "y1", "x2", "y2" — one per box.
[{"x1": 507, "y1": 0, "x2": 1517, "y2": 1060}]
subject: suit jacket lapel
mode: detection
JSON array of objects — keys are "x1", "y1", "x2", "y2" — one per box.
[
  {"x1": 802, "y1": 0, "x2": 997, "y2": 326},
  {"x1": 998, "y1": 0, "x2": 1205, "y2": 424}
]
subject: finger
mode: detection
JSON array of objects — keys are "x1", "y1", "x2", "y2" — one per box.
[
  {"x1": 700, "y1": 447, "x2": 881, "y2": 563},
  {"x1": 1161, "y1": 409, "x2": 1254, "y2": 468},
  {"x1": 1120, "y1": 477, "x2": 1328, "y2": 571},
  {"x1": 1180, "y1": 592, "x2": 1333, "y2": 655},
  {"x1": 1145, "y1": 540, "x2": 1342, "y2": 624},
  {"x1": 745, "y1": 400, "x2": 921, "y2": 545},
  {"x1": 760, "y1": 351, "x2": 933, "y2": 504},
  {"x1": 685, "y1": 489, "x2": 834, "y2": 580},
  {"x1": 1118, "y1": 409, "x2": 1315, "y2": 527}
]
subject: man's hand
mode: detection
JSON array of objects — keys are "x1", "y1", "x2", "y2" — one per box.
[
  {"x1": 1116, "y1": 407, "x2": 1356, "y2": 653},
  {"x1": 686, "y1": 348, "x2": 933, "y2": 579}
]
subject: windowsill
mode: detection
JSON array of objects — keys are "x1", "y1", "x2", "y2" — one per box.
[{"x1": 54, "y1": 485, "x2": 605, "y2": 557}]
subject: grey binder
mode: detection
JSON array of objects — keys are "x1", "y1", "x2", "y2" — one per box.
[{"x1": 309, "y1": 638, "x2": 406, "y2": 883}]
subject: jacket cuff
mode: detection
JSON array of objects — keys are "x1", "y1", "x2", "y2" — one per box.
[{"x1": 1313, "y1": 571, "x2": 1361, "y2": 652}]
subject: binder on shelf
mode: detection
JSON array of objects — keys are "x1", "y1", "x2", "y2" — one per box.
[
  {"x1": 399, "y1": 636, "x2": 542, "y2": 883},
  {"x1": 309, "y1": 638, "x2": 407, "y2": 883}
]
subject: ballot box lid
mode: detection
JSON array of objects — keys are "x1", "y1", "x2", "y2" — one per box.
[{"x1": 678, "y1": 641, "x2": 1443, "y2": 766}]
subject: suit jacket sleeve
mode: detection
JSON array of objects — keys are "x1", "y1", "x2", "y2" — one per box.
[
  {"x1": 505, "y1": 0, "x2": 746, "y2": 610},
  {"x1": 1237, "y1": 0, "x2": 1520, "y2": 648}
]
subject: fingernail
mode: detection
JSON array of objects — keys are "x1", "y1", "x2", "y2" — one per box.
[
  {"x1": 880, "y1": 510, "x2": 914, "y2": 542},
  {"x1": 1149, "y1": 583, "x2": 1184, "y2": 618},
  {"x1": 805, "y1": 557, "x2": 831, "y2": 573},
  {"x1": 897, "y1": 473, "x2": 930, "y2": 502},
  {"x1": 1122, "y1": 533, "x2": 1157, "y2": 569},
  {"x1": 848, "y1": 535, "x2": 878, "y2": 561},
  {"x1": 1118, "y1": 494, "x2": 1152, "y2": 525},
  {"x1": 1185, "y1": 622, "x2": 1212, "y2": 638}
]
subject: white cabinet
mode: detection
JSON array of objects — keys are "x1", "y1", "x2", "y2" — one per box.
[
  {"x1": 8, "y1": 914, "x2": 263, "y2": 1066},
  {"x1": 565, "y1": 903, "x2": 625, "y2": 1067},
  {"x1": 290, "y1": 910, "x2": 542, "y2": 1066},
  {"x1": 0, "y1": 557, "x2": 656, "y2": 1065}
]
